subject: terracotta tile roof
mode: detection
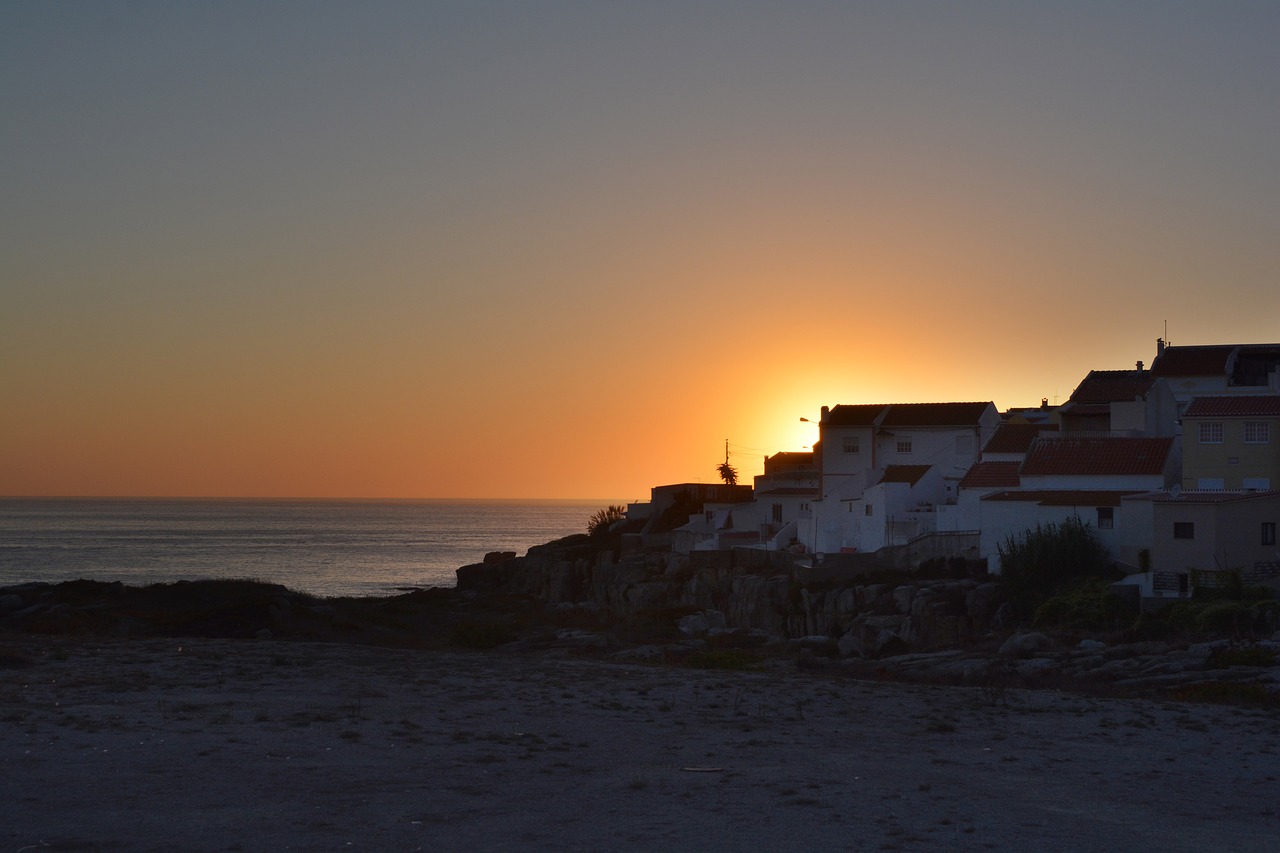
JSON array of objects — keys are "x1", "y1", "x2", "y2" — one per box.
[
  {"x1": 878, "y1": 402, "x2": 993, "y2": 427},
  {"x1": 982, "y1": 423, "x2": 1058, "y2": 455},
  {"x1": 1150, "y1": 345, "x2": 1237, "y2": 377},
  {"x1": 1182, "y1": 396, "x2": 1280, "y2": 417},
  {"x1": 959, "y1": 461, "x2": 1021, "y2": 490},
  {"x1": 1021, "y1": 437, "x2": 1174, "y2": 476},
  {"x1": 1066, "y1": 370, "x2": 1155, "y2": 404},
  {"x1": 880, "y1": 465, "x2": 931, "y2": 486},
  {"x1": 982, "y1": 489, "x2": 1147, "y2": 507}
]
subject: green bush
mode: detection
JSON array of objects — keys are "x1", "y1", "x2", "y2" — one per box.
[
  {"x1": 1033, "y1": 577, "x2": 1133, "y2": 631},
  {"x1": 997, "y1": 517, "x2": 1117, "y2": 620},
  {"x1": 1135, "y1": 598, "x2": 1280, "y2": 642},
  {"x1": 1194, "y1": 600, "x2": 1252, "y2": 636},
  {"x1": 1209, "y1": 644, "x2": 1277, "y2": 668}
]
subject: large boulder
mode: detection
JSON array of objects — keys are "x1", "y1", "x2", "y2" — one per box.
[{"x1": 999, "y1": 631, "x2": 1056, "y2": 659}]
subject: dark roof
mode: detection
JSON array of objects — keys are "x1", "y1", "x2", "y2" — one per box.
[
  {"x1": 878, "y1": 402, "x2": 993, "y2": 427},
  {"x1": 982, "y1": 423, "x2": 1058, "y2": 455},
  {"x1": 824, "y1": 402, "x2": 993, "y2": 428},
  {"x1": 982, "y1": 490, "x2": 1147, "y2": 507},
  {"x1": 1183, "y1": 396, "x2": 1280, "y2": 417},
  {"x1": 1151, "y1": 490, "x2": 1280, "y2": 504},
  {"x1": 756, "y1": 487, "x2": 819, "y2": 497},
  {"x1": 823, "y1": 404, "x2": 886, "y2": 426},
  {"x1": 1150, "y1": 345, "x2": 1237, "y2": 377},
  {"x1": 959, "y1": 461, "x2": 1021, "y2": 490},
  {"x1": 1066, "y1": 370, "x2": 1155, "y2": 404},
  {"x1": 1021, "y1": 437, "x2": 1174, "y2": 476},
  {"x1": 879, "y1": 465, "x2": 932, "y2": 486},
  {"x1": 1058, "y1": 403, "x2": 1111, "y2": 418}
]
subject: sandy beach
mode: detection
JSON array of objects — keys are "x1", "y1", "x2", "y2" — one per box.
[{"x1": 2, "y1": 635, "x2": 1278, "y2": 852}]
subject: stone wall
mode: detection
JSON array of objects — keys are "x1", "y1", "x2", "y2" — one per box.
[{"x1": 456, "y1": 540, "x2": 998, "y2": 658}]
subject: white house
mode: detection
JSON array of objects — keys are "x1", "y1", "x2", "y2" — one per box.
[
  {"x1": 938, "y1": 421, "x2": 1055, "y2": 534},
  {"x1": 803, "y1": 401, "x2": 1002, "y2": 555},
  {"x1": 979, "y1": 436, "x2": 1179, "y2": 573},
  {"x1": 737, "y1": 451, "x2": 820, "y2": 551}
]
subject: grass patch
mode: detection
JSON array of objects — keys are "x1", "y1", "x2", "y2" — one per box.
[
  {"x1": 1170, "y1": 681, "x2": 1280, "y2": 708},
  {"x1": 684, "y1": 649, "x2": 764, "y2": 671}
]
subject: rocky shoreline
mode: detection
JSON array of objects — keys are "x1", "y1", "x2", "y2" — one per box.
[{"x1": 4, "y1": 533, "x2": 1280, "y2": 706}]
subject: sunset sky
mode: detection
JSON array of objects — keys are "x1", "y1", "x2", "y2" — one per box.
[{"x1": 3, "y1": 2, "x2": 1278, "y2": 500}]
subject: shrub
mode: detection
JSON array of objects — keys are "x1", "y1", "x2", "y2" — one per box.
[
  {"x1": 997, "y1": 517, "x2": 1117, "y2": 620},
  {"x1": 1033, "y1": 577, "x2": 1134, "y2": 631},
  {"x1": 1209, "y1": 644, "x2": 1277, "y2": 668},
  {"x1": 1133, "y1": 598, "x2": 1280, "y2": 642},
  {"x1": 587, "y1": 505, "x2": 627, "y2": 537}
]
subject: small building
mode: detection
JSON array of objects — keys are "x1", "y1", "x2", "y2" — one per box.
[
  {"x1": 1056, "y1": 368, "x2": 1178, "y2": 437},
  {"x1": 1180, "y1": 396, "x2": 1280, "y2": 491},
  {"x1": 1145, "y1": 490, "x2": 1280, "y2": 593},
  {"x1": 1149, "y1": 340, "x2": 1280, "y2": 407}
]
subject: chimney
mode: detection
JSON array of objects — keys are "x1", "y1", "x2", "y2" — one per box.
[
  {"x1": 1156, "y1": 337, "x2": 1165, "y2": 358},
  {"x1": 1136, "y1": 360, "x2": 1144, "y2": 372},
  {"x1": 1041, "y1": 397, "x2": 1048, "y2": 409},
  {"x1": 820, "y1": 405, "x2": 830, "y2": 423}
]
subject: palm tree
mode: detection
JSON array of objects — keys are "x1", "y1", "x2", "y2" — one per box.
[{"x1": 717, "y1": 461, "x2": 738, "y2": 487}]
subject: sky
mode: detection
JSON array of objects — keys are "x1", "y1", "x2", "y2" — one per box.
[{"x1": 2, "y1": 2, "x2": 1278, "y2": 500}]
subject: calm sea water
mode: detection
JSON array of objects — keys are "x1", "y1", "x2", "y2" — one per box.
[{"x1": 0, "y1": 498, "x2": 604, "y2": 598}]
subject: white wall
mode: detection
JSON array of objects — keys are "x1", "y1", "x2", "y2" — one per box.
[{"x1": 979, "y1": 501, "x2": 1122, "y2": 574}]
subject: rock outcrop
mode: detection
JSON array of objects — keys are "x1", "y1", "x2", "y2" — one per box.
[{"x1": 457, "y1": 537, "x2": 993, "y2": 658}]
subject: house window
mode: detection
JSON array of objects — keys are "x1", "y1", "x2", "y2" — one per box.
[
  {"x1": 1197, "y1": 478, "x2": 1225, "y2": 490},
  {"x1": 799, "y1": 502, "x2": 810, "y2": 512},
  {"x1": 1244, "y1": 477, "x2": 1272, "y2": 490},
  {"x1": 1263, "y1": 522, "x2": 1276, "y2": 546},
  {"x1": 896, "y1": 439, "x2": 912, "y2": 454},
  {"x1": 1173, "y1": 522, "x2": 1194, "y2": 540},
  {"x1": 1198, "y1": 422, "x2": 1223, "y2": 444},
  {"x1": 1096, "y1": 507, "x2": 1114, "y2": 529},
  {"x1": 1244, "y1": 422, "x2": 1270, "y2": 444},
  {"x1": 772, "y1": 504, "x2": 783, "y2": 524},
  {"x1": 865, "y1": 503, "x2": 873, "y2": 516},
  {"x1": 842, "y1": 436, "x2": 859, "y2": 454}
]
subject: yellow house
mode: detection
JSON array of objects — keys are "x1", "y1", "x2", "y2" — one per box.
[{"x1": 1181, "y1": 396, "x2": 1280, "y2": 491}]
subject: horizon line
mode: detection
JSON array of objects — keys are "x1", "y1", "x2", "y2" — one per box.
[{"x1": 0, "y1": 495, "x2": 640, "y2": 505}]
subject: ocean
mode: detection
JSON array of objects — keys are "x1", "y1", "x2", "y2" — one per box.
[{"x1": 0, "y1": 498, "x2": 606, "y2": 598}]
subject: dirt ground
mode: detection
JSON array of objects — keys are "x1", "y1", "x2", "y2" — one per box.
[{"x1": 2, "y1": 635, "x2": 1278, "y2": 852}]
